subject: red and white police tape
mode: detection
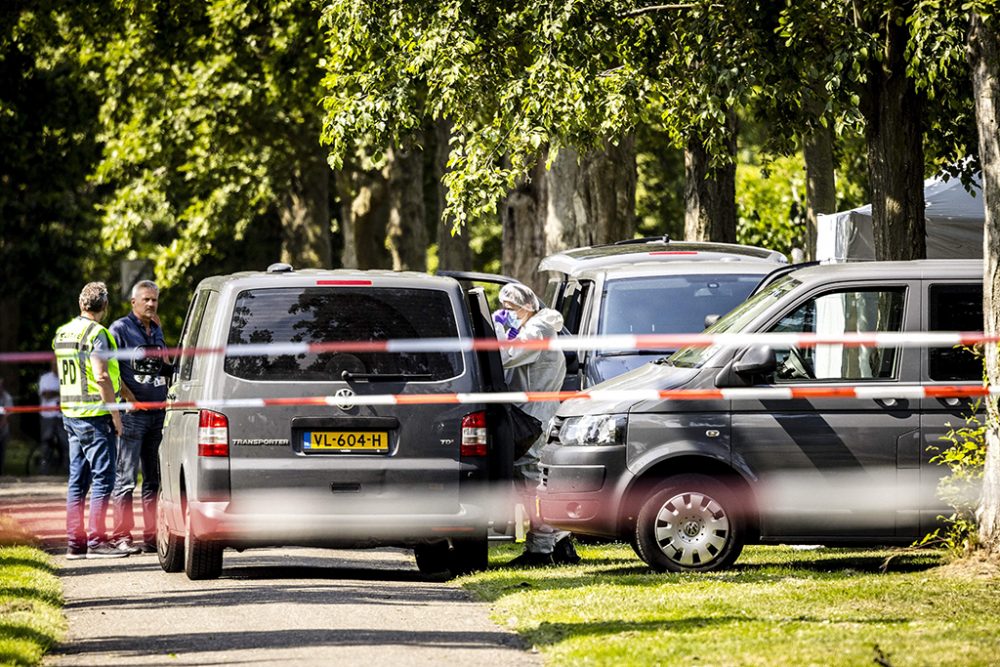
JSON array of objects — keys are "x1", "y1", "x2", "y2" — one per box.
[
  {"x1": 2, "y1": 384, "x2": 996, "y2": 415},
  {"x1": 0, "y1": 330, "x2": 997, "y2": 364}
]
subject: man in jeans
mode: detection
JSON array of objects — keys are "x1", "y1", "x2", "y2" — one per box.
[
  {"x1": 109, "y1": 280, "x2": 172, "y2": 554},
  {"x1": 53, "y1": 282, "x2": 129, "y2": 559}
]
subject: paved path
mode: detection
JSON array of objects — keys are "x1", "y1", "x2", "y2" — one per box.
[{"x1": 0, "y1": 478, "x2": 539, "y2": 666}]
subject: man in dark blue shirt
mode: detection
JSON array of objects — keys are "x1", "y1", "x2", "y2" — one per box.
[{"x1": 109, "y1": 280, "x2": 172, "y2": 554}]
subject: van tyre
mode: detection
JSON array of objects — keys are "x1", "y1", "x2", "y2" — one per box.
[
  {"x1": 634, "y1": 474, "x2": 744, "y2": 573},
  {"x1": 156, "y1": 490, "x2": 184, "y2": 573},
  {"x1": 414, "y1": 540, "x2": 451, "y2": 575},
  {"x1": 183, "y1": 501, "x2": 223, "y2": 580},
  {"x1": 447, "y1": 531, "x2": 489, "y2": 576}
]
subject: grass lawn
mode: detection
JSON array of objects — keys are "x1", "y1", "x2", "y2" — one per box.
[
  {"x1": 0, "y1": 518, "x2": 66, "y2": 666},
  {"x1": 465, "y1": 542, "x2": 1000, "y2": 666}
]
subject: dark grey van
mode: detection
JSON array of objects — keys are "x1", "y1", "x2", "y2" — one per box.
[
  {"x1": 537, "y1": 260, "x2": 983, "y2": 572},
  {"x1": 157, "y1": 266, "x2": 513, "y2": 579}
]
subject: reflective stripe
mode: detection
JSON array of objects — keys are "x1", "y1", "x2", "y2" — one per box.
[
  {"x1": 52, "y1": 317, "x2": 120, "y2": 418},
  {"x1": 60, "y1": 393, "x2": 104, "y2": 403}
]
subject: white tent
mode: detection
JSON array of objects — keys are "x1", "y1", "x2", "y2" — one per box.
[{"x1": 815, "y1": 173, "x2": 984, "y2": 262}]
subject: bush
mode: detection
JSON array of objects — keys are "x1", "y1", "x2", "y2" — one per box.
[{"x1": 919, "y1": 397, "x2": 988, "y2": 557}]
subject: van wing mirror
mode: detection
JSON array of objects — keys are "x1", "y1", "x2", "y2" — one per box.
[
  {"x1": 733, "y1": 345, "x2": 777, "y2": 377},
  {"x1": 716, "y1": 345, "x2": 777, "y2": 388}
]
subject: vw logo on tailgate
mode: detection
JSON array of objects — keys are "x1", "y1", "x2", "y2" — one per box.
[{"x1": 334, "y1": 387, "x2": 356, "y2": 410}]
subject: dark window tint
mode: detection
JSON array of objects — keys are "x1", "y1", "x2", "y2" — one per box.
[
  {"x1": 543, "y1": 275, "x2": 564, "y2": 313},
  {"x1": 599, "y1": 274, "x2": 762, "y2": 335},
  {"x1": 559, "y1": 280, "x2": 591, "y2": 334},
  {"x1": 769, "y1": 288, "x2": 905, "y2": 382},
  {"x1": 224, "y1": 287, "x2": 463, "y2": 381},
  {"x1": 928, "y1": 284, "x2": 983, "y2": 381},
  {"x1": 179, "y1": 291, "x2": 211, "y2": 381}
]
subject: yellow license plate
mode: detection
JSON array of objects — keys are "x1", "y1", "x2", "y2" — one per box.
[{"x1": 303, "y1": 431, "x2": 389, "y2": 453}]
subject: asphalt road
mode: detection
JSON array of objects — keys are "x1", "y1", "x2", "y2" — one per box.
[{"x1": 0, "y1": 478, "x2": 539, "y2": 666}]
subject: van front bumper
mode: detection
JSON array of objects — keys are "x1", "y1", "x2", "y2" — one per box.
[{"x1": 536, "y1": 443, "x2": 630, "y2": 539}]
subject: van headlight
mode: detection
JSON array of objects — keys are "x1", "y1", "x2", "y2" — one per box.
[{"x1": 558, "y1": 415, "x2": 627, "y2": 447}]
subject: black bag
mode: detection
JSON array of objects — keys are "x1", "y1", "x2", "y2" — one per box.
[{"x1": 509, "y1": 405, "x2": 543, "y2": 459}]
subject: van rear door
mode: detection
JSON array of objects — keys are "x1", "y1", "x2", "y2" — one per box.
[{"x1": 219, "y1": 281, "x2": 471, "y2": 526}]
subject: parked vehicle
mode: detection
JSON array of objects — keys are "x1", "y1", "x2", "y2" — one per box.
[
  {"x1": 446, "y1": 237, "x2": 787, "y2": 389},
  {"x1": 536, "y1": 260, "x2": 983, "y2": 572},
  {"x1": 157, "y1": 264, "x2": 514, "y2": 580}
]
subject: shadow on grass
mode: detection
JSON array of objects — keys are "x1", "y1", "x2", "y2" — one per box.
[
  {"x1": 471, "y1": 547, "x2": 946, "y2": 602},
  {"x1": 518, "y1": 615, "x2": 909, "y2": 648},
  {"x1": 0, "y1": 585, "x2": 61, "y2": 607},
  {"x1": 0, "y1": 621, "x2": 56, "y2": 649},
  {"x1": 0, "y1": 553, "x2": 56, "y2": 574}
]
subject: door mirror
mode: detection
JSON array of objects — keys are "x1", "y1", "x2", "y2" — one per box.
[
  {"x1": 733, "y1": 345, "x2": 777, "y2": 377},
  {"x1": 704, "y1": 314, "x2": 720, "y2": 328}
]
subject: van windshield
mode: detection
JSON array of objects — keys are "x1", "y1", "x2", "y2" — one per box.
[
  {"x1": 668, "y1": 276, "x2": 801, "y2": 368},
  {"x1": 224, "y1": 287, "x2": 464, "y2": 382},
  {"x1": 598, "y1": 274, "x2": 764, "y2": 338}
]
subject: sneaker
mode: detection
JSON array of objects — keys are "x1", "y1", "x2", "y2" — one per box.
[
  {"x1": 506, "y1": 550, "x2": 555, "y2": 568},
  {"x1": 140, "y1": 542, "x2": 157, "y2": 554},
  {"x1": 112, "y1": 539, "x2": 142, "y2": 555},
  {"x1": 86, "y1": 542, "x2": 130, "y2": 559},
  {"x1": 66, "y1": 547, "x2": 88, "y2": 560}
]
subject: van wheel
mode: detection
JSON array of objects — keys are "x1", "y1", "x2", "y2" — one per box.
[
  {"x1": 448, "y1": 531, "x2": 489, "y2": 576},
  {"x1": 183, "y1": 501, "x2": 223, "y2": 580},
  {"x1": 414, "y1": 541, "x2": 451, "y2": 575},
  {"x1": 156, "y1": 490, "x2": 184, "y2": 573},
  {"x1": 634, "y1": 474, "x2": 744, "y2": 573}
]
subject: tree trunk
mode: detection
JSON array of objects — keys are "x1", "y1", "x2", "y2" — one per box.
[
  {"x1": 863, "y1": 4, "x2": 926, "y2": 261},
  {"x1": 278, "y1": 149, "x2": 332, "y2": 268},
  {"x1": 803, "y1": 120, "x2": 837, "y2": 261},
  {"x1": 384, "y1": 145, "x2": 427, "y2": 272},
  {"x1": 337, "y1": 163, "x2": 391, "y2": 270},
  {"x1": 435, "y1": 119, "x2": 472, "y2": 271},
  {"x1": 969, "y1": 11, "x2": 1000, "y2": 559},
  {"x1": 684, "y1": 110, "x2": 737, "y2": 243},
  {"x1": 501, "y1": 158, "x2": 548, "y2": 294},
  {"x1": 545, "y1": 136, "x2": 637, "y2": 253}
]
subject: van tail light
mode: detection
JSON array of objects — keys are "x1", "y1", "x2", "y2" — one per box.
[
  {"x1": 198, "y1": 410, "x2": 229, "y2": 457},
  {"x1": 460, "y1": 411, "x2": 488, "y2": 457}
]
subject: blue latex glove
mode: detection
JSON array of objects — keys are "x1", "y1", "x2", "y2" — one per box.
[{"x1": 492, "y1": 309, "x2": 520, "y2": 339}]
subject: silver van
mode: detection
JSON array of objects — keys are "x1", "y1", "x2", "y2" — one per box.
[
  {"x1": 537, "y1": 260, "x2": 983, "y2": 571},
  {"x1": 156, "y1": 265, "x2": 513, "y2": 579},
  {"x1": 447, "y1": 237, "x2": 786, "y2": 389}
]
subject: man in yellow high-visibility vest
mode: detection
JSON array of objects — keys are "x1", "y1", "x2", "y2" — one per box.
[{"x1": 53, "y1": 282, "x2": 129, "y2": 559}]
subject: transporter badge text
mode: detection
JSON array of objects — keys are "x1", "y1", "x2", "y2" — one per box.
[{"x1": 233, "y1": 439, "x2": 289, "y2": 447}]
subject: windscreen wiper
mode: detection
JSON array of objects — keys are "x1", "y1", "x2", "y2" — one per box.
[
  {"x1": 341, "y1": 371, "x2": 433, "y2": 382},
  {"x1": 598, "y1": 349, "x2": 675, "y2": 357}
]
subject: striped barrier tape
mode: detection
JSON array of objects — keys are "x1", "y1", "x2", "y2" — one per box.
[
  {"x1": 2, "y1": 384, "x2": 995, "y2": 416},
  {"x1": 1, "y1": 330, "x2": 997, "y2": 364}
]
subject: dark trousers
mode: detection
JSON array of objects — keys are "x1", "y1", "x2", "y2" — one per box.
[{"x1": 111, "y1": 410, "x2": 164, "y2": 545}]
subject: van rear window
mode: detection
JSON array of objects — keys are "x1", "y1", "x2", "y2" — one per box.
[{"x1": 224, "y1": 287, "x2": 463, "y2": 382}]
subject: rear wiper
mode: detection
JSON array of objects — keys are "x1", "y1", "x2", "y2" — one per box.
[{"x1": 341, "y1": 371, "x2": 432, "y2": 382}]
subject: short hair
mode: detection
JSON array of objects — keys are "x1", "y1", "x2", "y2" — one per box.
[
  {"x1": 131, "y1": 280, "x2": 159, "y2": 299},
  {"x1": 79, "y1": 282, "x2": 109, "y2": 313}
]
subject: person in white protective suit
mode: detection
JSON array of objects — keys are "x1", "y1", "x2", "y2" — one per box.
[{"x1": 495, "y1": 282, "x2": 580, "y2": 566}]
